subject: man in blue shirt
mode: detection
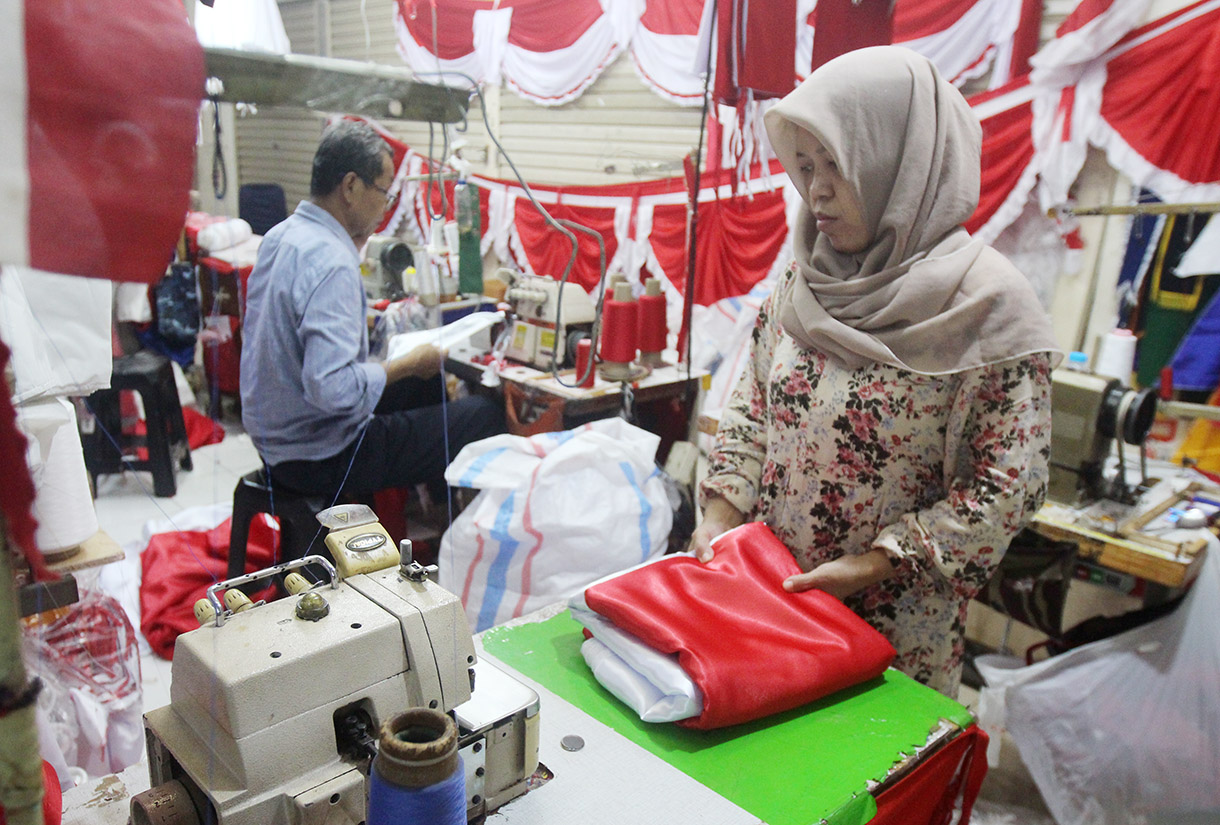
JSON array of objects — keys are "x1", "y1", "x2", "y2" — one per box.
[{"x1": 241, "y1": 120, "x2": 504, "y2": 502}]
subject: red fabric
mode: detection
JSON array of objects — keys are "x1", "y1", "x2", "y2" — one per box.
[
  {"x1": 870, "y1": 725, "x2": 990, "y2": 825},
  {"x1": 965, "y1": 78, "x2": 1036, "y2": 234},
  {"x1": 640, "y1": 0, "x2": 704, "y2": 36},
  {"x1": 715, "y1": 0, "x2": 799, "y2": 105},
  {"x1": 182, "y1": 407, "x2": 226, "y2": 450},
  {"x1": 1057, "y1": 0, "x2": 1117, "y2": 36},
  {"x1": 1098, "y1": 0, "x2": 1220, "y2": 188},
  {"x1": 396, "y1": 0, "x2": 477, "y2": 59},
  {"x1": 0, "y1": 761, "x2": 62, "y2": 825},
  {"x1": 139, "y1": 516, "x2": 280, "y2": 659},
  {"x1": 584, "y1": 522, "x2": 896, "y2": 730},
  {"x1": 366, "y1": 115, "x2": 792, "y2": 311},
  {"x1": 373, "y1": 487, "x2": 409, "y2": 549},
  {"x1": 679, "y1": 190, "x2": 789, "y2": 305},
  {"x1": 811, "y1": 0, "x2": 894, "y2": 72},
  {"x1": 512, "y1": 201, "x2": 619, "y2": 292},
  {"x1": 893, "y1": 0, "x2": 978, "y2": 40},
  {"x1": 1007, "y1": 0, "x2": 1044, "y2": 80},
  {"x1": 0, "y1": 338, "x2": 48, "y2": 580},
  {"x1": 196, "y1": 257, "x2": 254, "y2": 317},
  {"x1": 183, "y1": 212, "x2": 231, "y2": 262},
  {"x1": 202, "y1": 315, "x2": 242, "y2": 395},
  {"x1": 506, "y1": 0, "x2": 603, "y2": 51},
  {"x1": 24, "y1": 0, "x2": 203, "y2": 284},
  {"x1": 396, "y1": 0, "x2": 604, "y2": 56}
]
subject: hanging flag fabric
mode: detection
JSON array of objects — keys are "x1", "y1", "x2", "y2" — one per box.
[
  {"x1": 809, "y1": 0, "x2": 894, "y2": 73},
  {"x1": 713, "y1": 0, "x2": 798, "y2": 105},
  {"x1": 2, "y1": 0, "x2": 204, "y2": 284}
]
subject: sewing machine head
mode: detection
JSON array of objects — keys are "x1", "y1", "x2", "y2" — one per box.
[
  {"x1": 133, "y1": 505, "x2": 539, "y2": 825},
  {"x1": 1049, "y1": 368, "x2": 1158, "y2": 505},
  {"x1": 501, "y1": 269, "x2": 596, "y2": 369},
  {"x1": 361, "y1": 235, "x2": 414, "y2": 300}
]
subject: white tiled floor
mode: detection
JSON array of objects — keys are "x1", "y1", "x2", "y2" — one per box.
[{"x1": 87, "y1": 413, "x2": 1057, "y2": 823}]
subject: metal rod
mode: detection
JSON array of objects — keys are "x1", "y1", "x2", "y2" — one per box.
[
  {"x1": 1060, "y1": 202, "x2": 1220, "y2": 217},
  {"x1": 206, "y1": 554, "x2": 339, "y2": 628},
  {"x1": 0, "y1": 532, "x2": 45, "y2": 825},
  {"x1": 1159, "y1": 399, "x2": 1220, "y2": 422}
]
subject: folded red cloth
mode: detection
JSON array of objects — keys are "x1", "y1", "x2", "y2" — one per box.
[{"x1": 583, "y1": 522, "x2": 896, "y2": 729}]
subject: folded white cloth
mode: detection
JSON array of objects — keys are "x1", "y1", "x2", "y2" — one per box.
[
  {"x1": 571, "y1": 603, "x2": 705, "y2": 723},
  {"x1": 197, "y1": 218, "x2": 253, "y2": 253}
]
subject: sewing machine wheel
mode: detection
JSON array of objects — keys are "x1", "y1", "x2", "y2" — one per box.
[{"x1": 129, "y1": 779, "x2": 204, "y2": 825}]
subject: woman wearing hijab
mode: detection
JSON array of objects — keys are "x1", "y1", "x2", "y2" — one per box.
[{"x1": 691, "y1": 46, "x2": 1062, "y2": 697}]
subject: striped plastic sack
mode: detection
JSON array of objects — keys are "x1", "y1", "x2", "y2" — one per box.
[{"x1": 439, "y1": 418, "x2": 673, "y2": 632}]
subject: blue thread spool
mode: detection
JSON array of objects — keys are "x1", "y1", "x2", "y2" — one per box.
[{"x1": 368, "y1": 708, "x2": 466, "y2": 825}]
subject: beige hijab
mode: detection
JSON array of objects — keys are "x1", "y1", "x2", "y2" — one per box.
[{"x1": 763, "y1": 46, "x2": 1061, "y2": 375}]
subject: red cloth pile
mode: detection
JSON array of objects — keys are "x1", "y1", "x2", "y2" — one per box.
[
  {"x1": 582, "y1": 522, "x2": 896, "y2": 729},
  {"x1": 139, "y1": 515, "x2": 280, "y2": 659}
]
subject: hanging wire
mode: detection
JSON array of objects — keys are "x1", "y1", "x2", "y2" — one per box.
[{"x1": 210, "y1": 94, "x2": 227, "y2": 200}]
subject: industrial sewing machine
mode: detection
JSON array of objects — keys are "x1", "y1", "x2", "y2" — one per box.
[
  {"x1": 361, "y1": 235, "x2": 414, "y2": 300},
  {"x1": 501, "y1": 270, "x2": 596, "y2": 369},
  {"x1": 130, "y1": 505, "x2": 539, "y2": 825},
  {"x1": 1049, "y1": 367, "x2": 1158, "y2": 504}
]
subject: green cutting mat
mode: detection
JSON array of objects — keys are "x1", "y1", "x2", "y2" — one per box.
[{"x1": 482, "y1": 611, "x2": 974, "y2": 825}]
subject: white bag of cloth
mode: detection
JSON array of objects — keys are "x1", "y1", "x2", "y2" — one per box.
[
  {"x1": 975, "y1": 531, "x2": 1220, "y2": 825},
  {"x1": 439, "y1": 418, "x2": 672, "y2": 632}
]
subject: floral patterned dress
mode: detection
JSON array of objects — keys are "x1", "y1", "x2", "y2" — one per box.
[{"x1": 700, "y1": 266, "x2": 1054, "y2": 695}]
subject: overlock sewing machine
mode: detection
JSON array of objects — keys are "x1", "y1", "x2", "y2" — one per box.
[{"x1": 129, "y1": 505, "x2": 539, "y2": 825}]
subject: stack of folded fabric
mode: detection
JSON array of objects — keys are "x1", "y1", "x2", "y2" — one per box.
[{"x1": 570, "y1": 522, "x2": 896, "y2": 729}]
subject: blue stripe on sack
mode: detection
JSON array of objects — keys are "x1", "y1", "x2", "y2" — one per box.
[
  {"x1": 619, "y1": 462, "x2": 656, "y2": 562},
  {"x1": 541, "y1": 429, "x2": 578, "y2": 448},
  {"x1": 476, "y1": 491, "x2": 519, "y2": 632},
  {"x1": 459, "y1": 446, "x2": 509, "y2": 488}
]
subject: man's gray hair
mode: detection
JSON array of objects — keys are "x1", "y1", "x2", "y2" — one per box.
[{"x1": 310, "y1": 120, "x2": 392, "y2": 197}]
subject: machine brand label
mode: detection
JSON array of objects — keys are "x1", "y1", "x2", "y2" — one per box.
[{"x1": 346, "y1": 533, "x2": 386, "y2": 552}]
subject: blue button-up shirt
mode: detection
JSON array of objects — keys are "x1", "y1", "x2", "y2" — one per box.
[{"x1": 240, "y1": 201, "x2": 386, "y2": 465}]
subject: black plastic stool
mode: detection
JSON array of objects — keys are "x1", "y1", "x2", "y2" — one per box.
[
  {"x1": 227, "y1": 469, "x2": 331, "y2": 581},
  {"x1": 82, "y1": 351, "x2": 193, "y2": 497}
]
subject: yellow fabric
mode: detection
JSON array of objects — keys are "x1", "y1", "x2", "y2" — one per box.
[{"x1": 1173, "y1": 389, "x2": 1220, "y2": 472}]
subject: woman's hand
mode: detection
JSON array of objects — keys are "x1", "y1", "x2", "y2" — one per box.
[
  {"x1": 783, "y1": 549, "x2": 895, "y2": 600},
  {"x1": 689, "y1": 496, "x2": 745, "y2": 563}
]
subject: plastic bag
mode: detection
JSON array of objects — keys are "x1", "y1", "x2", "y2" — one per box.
[
  {"x1": 22, "y1": 590, "x2": 144, "y2": 778},
  {"x1": 975, "y1": 532, "x2": 1220, "y2": 825},
  {"x1": 439, "y1": 418, "x2": 673, "y2": 632}
]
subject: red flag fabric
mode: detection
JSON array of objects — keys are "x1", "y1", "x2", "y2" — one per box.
[
  {"x1": 810, "y1": 0, "x2": 894, "y2": 72},
  {"x1": 583, "y1": 522, "x2": 896, "y2": 729},
  {"x1": 17, "y1": 0, "x2": 204, "y2": 284}
]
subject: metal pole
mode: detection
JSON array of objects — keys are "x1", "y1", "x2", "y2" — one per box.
[
  {"x1": 1061, "y1": 202, "x2": 1220, "y2": 217},
  {"x1": 0, "y1": 530, "x2": 46, "y2": 825}
]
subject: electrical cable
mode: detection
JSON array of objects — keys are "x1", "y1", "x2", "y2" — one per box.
[
  {"x1": 210, "y1": 94, "x2": 227, "y2": 200},
  {"x1": 410, "y1": 71, "x2": 591, "y2": 394}
]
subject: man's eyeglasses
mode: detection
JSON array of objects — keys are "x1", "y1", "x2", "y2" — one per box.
[{"x1": 366, "y1": 180, "x2": 400, "y2": 211}]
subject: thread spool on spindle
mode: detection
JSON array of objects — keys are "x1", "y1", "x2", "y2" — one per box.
[
  {"x1": 638, "y1": 278, "x2": 667, "y2": 367},
  {"x1": 575, "y1": 338, "x2": 595, "y2": 388},
  {"x1": 1094, "y1": 328, "x2": 1138, "y2": 385},
  {"x1": 368, "y1": 708, "x2": 465, "y2": 825},
  {"x1": 600, "y1": 282, "x2": 638, "y2": 381}
]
